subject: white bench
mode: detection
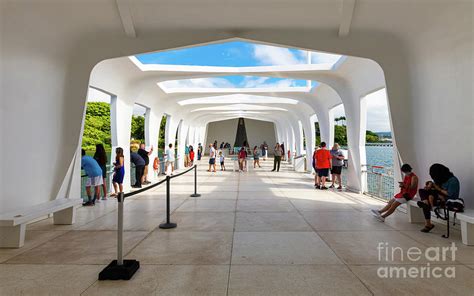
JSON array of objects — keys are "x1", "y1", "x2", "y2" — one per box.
[
  {"x1": 0, "y1": 198, "x2": 83, "y2": 248},
  {"x1": 407, "y1": 199, "x2": 474, "y2": 245}
]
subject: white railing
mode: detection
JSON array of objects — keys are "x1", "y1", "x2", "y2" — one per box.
[{"x1": 361, "y1": 164, "x2": 395, "y2": 200}]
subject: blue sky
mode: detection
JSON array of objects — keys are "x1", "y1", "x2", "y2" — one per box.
[
  {"x1": 136, "y1": 41, "x2": 337, "y2": 88},
  {"x1": 90, "y1": 41, "x2": 391, "y2": 132}
]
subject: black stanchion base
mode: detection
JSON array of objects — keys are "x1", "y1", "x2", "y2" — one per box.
[
  {"x1": 98, "y1": 259, "x2": 140, "y2": 280},
  {"x1": 159, "y1": 222, "x2": 177, "y2": 229},
  {"x1": 190, "y1": 193, "x2": 201, "y2": 197}
]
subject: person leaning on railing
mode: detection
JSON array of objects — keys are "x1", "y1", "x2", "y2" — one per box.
[
  {"x1": 371, "y1": 164, "x2": 418, "y2": 222},
  {"x1": 81, "y1": 149, "x2": 104, "y2": 206},
  {"x1": 130, "y1": 149, "x2": 145, "y2": 188}
]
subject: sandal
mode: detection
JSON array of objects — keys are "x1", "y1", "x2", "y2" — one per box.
[{"x1": 420, "y1": 224, "x2": 435, "y2": 233}]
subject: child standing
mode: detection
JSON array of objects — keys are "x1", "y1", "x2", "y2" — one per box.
[{"x1": 219, "y1": 151, "x2": 226, "y2": 171}]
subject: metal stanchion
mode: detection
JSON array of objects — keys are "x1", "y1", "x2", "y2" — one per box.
[
  {"x1": 190, "y1": 165, "x2": 201, "y2": 197},
  {"x1": 98, "y1": 192, "x2": 140, "y2": 280},
  {"x1": 159, "y1": 176, "x2": 177, "y2": 229}
]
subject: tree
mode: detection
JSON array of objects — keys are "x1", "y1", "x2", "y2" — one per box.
[
  {"x1": 334, "y1": 125, "x2": 347, "y2": 145},
  {"x1": 81, "y1": 102, "x2": 111, "y2": 151},
  {"x1": 158, "y1": 115, "x2": 167, "y2": 152},
  {"x1": 365, "y1": 130, "x2": 380, "y2": 143},
  {"x1": 314, "y1": 122, "x2": 321, "y2": 146},
  {"x1": 130, "y1": 115, "x2": 145, "y2": 141}
]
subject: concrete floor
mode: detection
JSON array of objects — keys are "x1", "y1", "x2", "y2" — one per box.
[{"x1": 1, "y1": 159, "x2": 473, "y2": 295}]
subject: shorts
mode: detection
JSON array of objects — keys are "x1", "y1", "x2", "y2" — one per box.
[
  {"x1": 331, "y1": 166, "x2": 342, "y2": 175},
  {"x1": 220, "y1": 161, "x2": 225, "y2": 166},
  {"x1": 86, "y1": 175, "x2": 103, "y2": 187},
  {"x1": 317, "y1": 168, "x2": 329, "y2": 177},
  {"x1": 209, "y1": 158, "x2": 215, "y2": 165}
]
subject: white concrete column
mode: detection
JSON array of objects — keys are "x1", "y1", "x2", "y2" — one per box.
[
  {"x1": 164, "y1": 115, "x2": 180, "y2": 169},
  {"x1": 302, "y1": 120, "x2": 315, "y2": 173},
  {"x1": 110, "y1": 95, "x2": 134, "y2": 192},
  {"x1": 177, "y1": 121, "x2": 188, "y2": 169},
  {"x1": 344, "y1": 98, "x2": 367, "y2": 193},
  {"x1": 145, "y1": 108, "x2": 160, "y2": 180},
  {"x1": 316, "y1": 107, "x2": 335, "y2": 148}
]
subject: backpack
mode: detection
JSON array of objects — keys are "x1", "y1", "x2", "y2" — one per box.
[{"x1": 446, "y1": 198, "x2": 465, "y2": 212}]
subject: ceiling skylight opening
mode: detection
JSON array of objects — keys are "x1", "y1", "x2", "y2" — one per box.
[
  {"x1": 190, "y1": 104, "x2": 288, "y2": 113},
  {"x1": 177, "y1": 95, "x2": 299, "y2": 106},
  {"x1": 158, "y1": 76, "x2": 311, "y2": 93},
  {"x1": 133, "y1": 40, "x2": 343, "y2": 69}
]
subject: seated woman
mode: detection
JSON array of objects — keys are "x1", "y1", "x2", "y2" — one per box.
[
  {"x1": 371, "y1": 164, "x2": 418, "y2": 222},
  {"x1": 417, "y1": 163, "x2": 460, "y2": 233}
]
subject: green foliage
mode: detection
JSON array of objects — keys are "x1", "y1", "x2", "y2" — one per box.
[
  {"x1": 131, "y1": 115, "x2": 145, "y2": 141},
  {"x1": 333, "y1": 125, "x2": 380, "y2": 146},
  {"x1": 365, "y1": 130, "x2": 380, "y2": 143},
  {"x1": 334, "y1": 125, "x2": 347, "y2": 145},
  {"x1": 158, "y1": 116, "x2": 167, "y2": 149},
  {"x1": 81, "y1": 102, "x2": 111, "y2": 151},
  {"x1": 314, "y1": 122, "x2": 321, "y2": 146}
]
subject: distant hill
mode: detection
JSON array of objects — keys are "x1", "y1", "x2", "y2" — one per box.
[{"x1": 376, "y1": 132, "x2": 392, "y2": 138}]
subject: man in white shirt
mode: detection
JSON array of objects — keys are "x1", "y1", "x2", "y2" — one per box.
[
  {"x1": 164, "y1": 143, "x2": 175, "y2": 175},
  {"x1": 208, "y1": 143, "x2": 217, "y2": 172}
]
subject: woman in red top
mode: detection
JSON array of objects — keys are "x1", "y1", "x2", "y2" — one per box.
[
  {"x1": 371, "y1": 164, "x2": 418, "y2": 222},
  {"x1": 189, "y1": 146, "x2": 195, "y2": 166},
  {"x1": 238, "y1": 147, "x2": 246, "y2": 172}
]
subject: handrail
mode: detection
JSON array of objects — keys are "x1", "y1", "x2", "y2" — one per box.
[{"x1": 294, "y1": 154, "x2": 306, "y2": 160}]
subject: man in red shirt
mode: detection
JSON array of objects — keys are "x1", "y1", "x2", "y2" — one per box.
[{"x1": 315, "y1": 142, "x2": 332, "y2": 189}]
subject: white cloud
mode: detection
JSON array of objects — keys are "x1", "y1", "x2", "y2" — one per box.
[
  {"x1": 252, "y1": 44, "x2": 341, "y2": 67},
  {"x1": 241, "y1": 76, "x2": 300, "y2": 88},
  {"x1": 330, "y1": 88, "x2": 391, "y2": 132},
  {"x1": 310, "y1": 52, "x2": 342, "y2": 65},
  {"x1": 87, "y1": 88, "x2": 111, "y2": 103},
  {"x1": 365, "y1": 89, "x2": 391, "y2": 132},
  {"x1": 160, "y1": 77, "x2": 234, "y2": 89},
  {"x1": 252, "y1": 44, "x2": 304, "y2": 66}
]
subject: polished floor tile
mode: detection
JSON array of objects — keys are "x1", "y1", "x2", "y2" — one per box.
[
  {"x1": 228, "y1": 265, "x2": 371, "y2": 296},
  {"x1": 83, "y1": 265, "x2": 228, "y2": 296},
  {"x1": 319, "y1": 230, "x2": 436, "y2": 265},
  {"x1": 0, "y1": 230, "x2": 67, "y2": 263},
  {"x1": 163, "y1": 212, "x2": 235, "y2": 232},
  {"x1": 235, "y1": 212, "x2": 312, "y2": 232},
  {"x1": 176, "y1": 199, "x2": 236, "y2": 212},
  {"x1": 232, "y1": 232, "x2": 342, "y2": 265},
  {"x1": 236, "y1": 199, "x2": 296, "y2": 212},
  {"x1": 0, "y1": 264, "x2": 103, "y2": 296},
  {"x1": 7, "y1": 230, "x2": 148, "y2": 264},
  {"x1": 350, "y1": 264, "x2": 474, "y2": 296},
  {"x1": 127, "y1": 231, "x2": 233, "y2": 264}
]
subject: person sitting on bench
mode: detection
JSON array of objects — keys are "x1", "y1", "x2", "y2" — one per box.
[
  {"x1": 417, "y1": 163, "x2": 460, "y2": 233},
  {"x1": 371, "y1": 164, "x2": 418, "y2": 222}
]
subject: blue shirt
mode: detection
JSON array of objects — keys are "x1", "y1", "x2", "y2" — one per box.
[
  {"x1": 81, "y1": 155, "x2": 102, "y2": 177},
  {"x1": 185, "y1": 146, "x2": 190, "y2": 155},
  {"x1": 442, "y1": 176, "x2": 460, "y2": 200},
  {"x1": 130, "y1": 152, "x2": 145, "y2": 166}
]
